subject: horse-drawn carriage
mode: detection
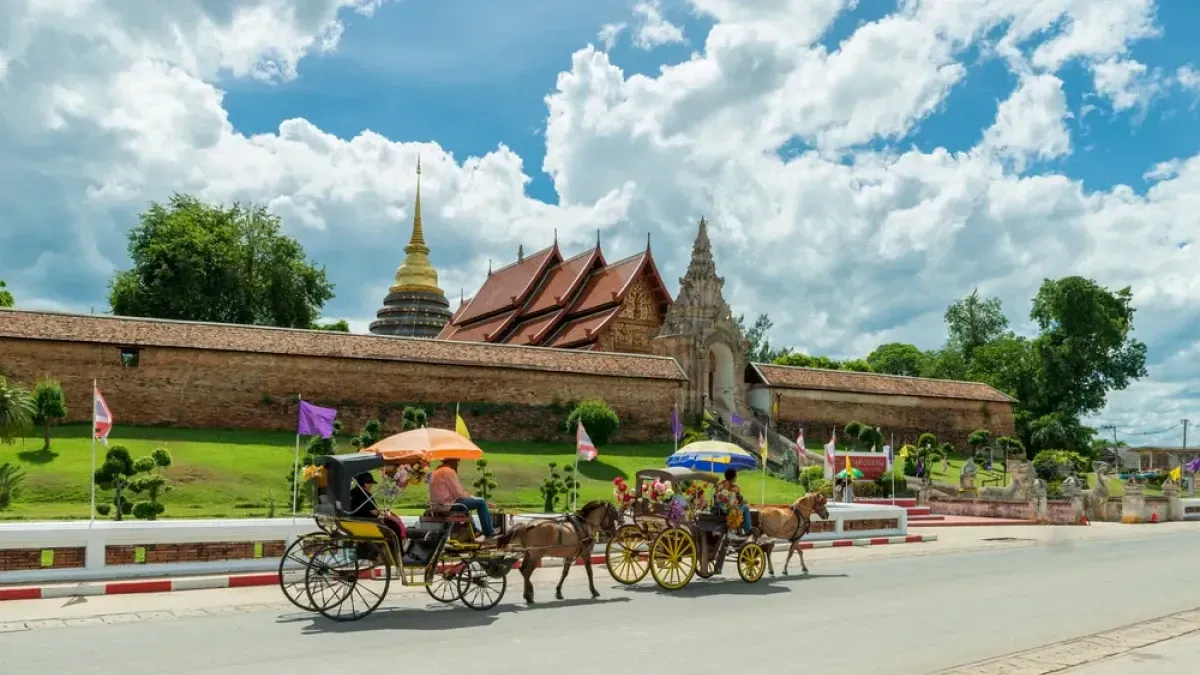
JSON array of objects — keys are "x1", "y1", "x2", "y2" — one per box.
[
  {"x1": 604, "y1": 466, "x2": 769, "y2": 591},
  {"x1": 278, "y1": 434, "x2": 519, "y2": 622}
]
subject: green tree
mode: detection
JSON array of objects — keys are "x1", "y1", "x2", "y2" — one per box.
[
  {"x1": 967, "y1": 429, "x2": 992, "y2": 460},
  {"x1": 736, "y1": 313, "x2": 791, "y2": 363},
  {"x1": 129, "y1": 449, "x2": 173, "y2": 520},
  {"x1": 0, "y1": 462, "x2": 26, "y2": 509},
  {"x1": 31, "y1": 379, "x2": 68, "y2": 451},
  {"x1": 312, "y1": 319, "x2": 350, "y2": 332},
  {"x1": 0, "y1": 377, "x2": 35, "y2": 445},
  {"x1": 866, "y1": 342, "x2": 925, "y2": 376},
  {"x1": 540, "y1": 462, "x2": 571, "y2": 513},
  {"x1": 0, "y1": 280, "x2": 13, "y2": 307},
  {"x1": 857, "y1": 425, "x2": 884, "y2": 451},
  {"x1": 774, "y1": 352, "x2": 840, "y2": 370},
  {"x1": 838, "y1": 358, "x2": 874, "y2": 373},
  {"x1": 1028, "y1": 277, "x2": 1148, "y2": 419},
  {"x1": 94, "y1": 445, "x2": 137, "y2": 520},
  {"x1": 109, "y1": 194, "x2": 334, "y2": 327},
  {"x1": 351, "y1": 419, "x2": 384, "y2": 449},
  {"x1": 843, "y1": 421, "x2": 864, "y2": 448},
  {"x1": 944, "y1": 289, "x2": 1009, "y2": 364},
  {"x1": 919, "y1": 347, "x2": 967, "y2": 380}
]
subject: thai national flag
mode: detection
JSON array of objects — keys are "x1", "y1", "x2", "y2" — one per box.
[
  {"x1": 576, "y1": 423, "x2": 597, "y2": 461},
  {"x1": 93, "y1": 387, "x2": 113, "y2": 446}
]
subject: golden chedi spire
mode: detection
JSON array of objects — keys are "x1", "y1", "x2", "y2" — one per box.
[{"x1": 390, "y1": 156, "x2": 443, "y2": 294}]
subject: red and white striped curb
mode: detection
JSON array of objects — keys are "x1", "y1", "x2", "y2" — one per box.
[{"x1": 0, "y1": 534, "x2": 935, "y2": 602}]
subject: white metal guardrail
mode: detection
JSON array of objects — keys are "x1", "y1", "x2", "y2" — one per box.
[{"x1": 0, "y1": 503, "x2": 906, "y2": 585}]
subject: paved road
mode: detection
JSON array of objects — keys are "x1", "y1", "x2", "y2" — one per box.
[{"x1": 3, "y1": 527, "x2": 1199, "y2": 674}]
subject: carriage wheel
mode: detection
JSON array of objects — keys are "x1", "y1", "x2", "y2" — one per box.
[
  {"x1": 425, "y1": 562, "x2": 462, "y2": 604},
  {"x1": 304, "y1": 541, "x2": 391, "y2": 622},
  {"x1": 605, "y1": 525, "x2": 650, "y2": 585},
  {"x1": 456, "y1": 559, "x2": 507, "y2": 611},
  {"x1": 278, "y1": 533, "x2": 331, "y2": 611},
  {"x1": 737, "y1": 542, "x2": 766, "y2": 584},
  {"x1": 649, "y1": 528, "x2": 696, "y2": 591}
]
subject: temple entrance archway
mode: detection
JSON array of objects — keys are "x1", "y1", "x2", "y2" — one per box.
[{"x1": 707, "y1": 341, "x2": 737, "y2": 416}]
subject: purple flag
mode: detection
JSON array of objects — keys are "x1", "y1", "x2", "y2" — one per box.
[
  {"x1": 670, "y1": 407, "x2": 683, "y2": 441},
  {"x1": 731, "y1": 413, "x2": 744, "y2": 427},
  {"x1": 297, "y1": 400, "x2": 337, "y2": 439}
]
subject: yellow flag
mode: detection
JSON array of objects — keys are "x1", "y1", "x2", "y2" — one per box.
[
  {"x1": 759, "y1": 434, "x2": 769, "y2": 460},
  {"x1": 1169, "y1": 466, "x2": 1181, "y2": 482},
  {"x1": 455, "y1": 413, "x2": 471, "y2": 440},
  {"x1": 845, "y1": 455, "x2": 853, "y2": 476}
]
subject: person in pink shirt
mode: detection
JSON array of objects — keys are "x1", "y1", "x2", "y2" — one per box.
[{"x1": 429, "y1": 459, "x2": 496, "y2": 538}]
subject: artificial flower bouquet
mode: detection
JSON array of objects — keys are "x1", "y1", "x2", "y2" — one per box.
[
  {"x1": 612, "y1": 477, "x2": 636, "y2": 511},
  {"x1": 302, "y1": 464, "x2": 327, "y2": 488}
]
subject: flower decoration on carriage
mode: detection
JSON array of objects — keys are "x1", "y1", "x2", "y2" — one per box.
[
  {"x1": 725, "y1": 505, "x2": 744, "y2": 531},
  {"x1": 612, "y1": 477, "x2": 635, "y2": 510},
  {"x1": 665, "y1": 497, "x2": 686, "y2": 525},
  {"x1": 715, "y1": 483, "x2": 740, "y2": 509},
  {"x1": 641, "y1": 478, "x2": 673, "y2": 505},
  {"x1": 684, "y1": 482, "x2": 708, "y2": 512},
  {"x1": 301, "y1": 464, "x2": 326, "y2": 485}
]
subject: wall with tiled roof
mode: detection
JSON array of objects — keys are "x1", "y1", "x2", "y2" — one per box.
[
  {"x1": 749, "y1": 364, "x2": 1016, "y2": 403},
  {"x1": 0, "y1": 309, "x2": 685, "y2": 441}
]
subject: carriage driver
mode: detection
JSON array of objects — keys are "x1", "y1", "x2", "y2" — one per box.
[
  {"x1": 348, "y1": 472, "x2": 407, "y2": 553},
  {"x1": 719, "y1": 468, "x2": 754, "y2": 537},
  {"x1": 429, "y1": 459, "x2": 497, "y2": 540}
]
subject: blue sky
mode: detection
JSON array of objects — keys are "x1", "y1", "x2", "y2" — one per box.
[{"x1": 1, "y1": 0, "x2": 1198, "y2": 445}]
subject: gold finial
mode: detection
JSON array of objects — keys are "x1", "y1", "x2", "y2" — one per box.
[
  {"x1": 487, "y1": 258, "x2": 493, "y2": 276},
  {"x1": 518, "y1": 244, "x2": 524, "y2": 262},
  {"x1": 646, "y1": 232, "x2": 651, "y2": 250},
  {"x1": 390, "y1": 156, "x2": 442, "y2": 294}
]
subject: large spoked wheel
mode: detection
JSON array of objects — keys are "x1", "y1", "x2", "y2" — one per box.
[
  {"x1": 426, "y1": 562, "x2": 462, "y2": 604},
  {"x1": 304, "y1": 542, "x2": 391, "y2": 622},
  {"x1": 456, "y1": 559, "x2": 507, "y2": 611},
  {"x1": 649, "y1": 527, "x2": 696, "y2": 591},
  {"x1": 737, "y1": 541, "x2": 766, "y2": 583},
  {"x1": 278, "y1": 533, "x2": 330, "y2": 611},
  {"x1": 605, "y1": 524, "x2": 650, "y2": 585}
]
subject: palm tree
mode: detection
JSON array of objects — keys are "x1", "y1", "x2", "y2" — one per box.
[{"x1": 0, "y1": 377, "x2": 35, "y2": 444}]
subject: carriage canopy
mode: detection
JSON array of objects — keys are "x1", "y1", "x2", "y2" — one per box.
[{"x1": 634, "y1": 466, "x2": 717, "y2": 495}]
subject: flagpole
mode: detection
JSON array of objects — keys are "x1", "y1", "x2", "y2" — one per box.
[
  {"x1": 890, "y1": 432, "x2": 896, "y2": 506},
  {"x1": 572, "y1": 422, "x2": 580, "y2": 513},
  {"x1": 89, "y1": 380, "x2": 97, "y2": 524},
  {"x1": 292, "y1": 394, "x2": 302, "y2": 516}
]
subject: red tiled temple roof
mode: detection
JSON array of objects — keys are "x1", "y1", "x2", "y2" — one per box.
[{"x1": 440, "y1": 241, "x2": 672, "y2": 350}]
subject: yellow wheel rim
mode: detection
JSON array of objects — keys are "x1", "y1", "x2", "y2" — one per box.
[
  {"x1": 605, "y1": 526, "x2": 650, "y2": 585},
  {"x1": 737, "y1": 543, "x2": 765, "y2": 583},
  {"x1": 650, "y1": 528, "x2": 696, "y2": 590}
]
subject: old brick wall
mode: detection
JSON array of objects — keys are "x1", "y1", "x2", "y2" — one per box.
[
  {"x1": 774, "y1": 389, "x2": 1016, "y2": 449},
  {"x1": 0, "y1": 338, "x2": 683, "y2": 442}
]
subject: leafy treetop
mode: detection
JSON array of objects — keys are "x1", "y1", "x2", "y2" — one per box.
[{"x1": 109, "y1": 193, "x2": 334, "y2": 328}]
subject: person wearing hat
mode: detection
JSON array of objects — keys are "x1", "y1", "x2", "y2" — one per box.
[
  {"x1": 429, "y1": 459, "x2": 496, "y2": 539},
  {"x1": 348, "y1": 472, "x2": 406, "y2": 550}
]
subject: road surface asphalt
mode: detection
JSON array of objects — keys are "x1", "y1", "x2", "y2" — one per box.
[{"x1": 2, "y1": 525, "x2": 1199, "y2": 674}]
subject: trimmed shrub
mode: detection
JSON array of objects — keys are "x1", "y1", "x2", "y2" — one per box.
[{"x1": 564, "y1": 399, "x2": 620, "y2": 445}]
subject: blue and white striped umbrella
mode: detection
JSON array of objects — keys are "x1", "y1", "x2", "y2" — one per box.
[{"x1": 666, "y1": 440, "x2": 760, "y2": 473}]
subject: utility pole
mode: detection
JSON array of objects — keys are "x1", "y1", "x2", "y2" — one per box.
[
  {"x1": 1100, "y1": 424, "x2": 1119, "y2": 469},
  {"x1": 1183, "y1": 419, "x2": 1191, "y2": 495}
]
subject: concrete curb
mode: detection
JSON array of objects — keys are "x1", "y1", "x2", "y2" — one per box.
[{"x1": 0, "y1": 534, "x2": 936, "y2": 602}]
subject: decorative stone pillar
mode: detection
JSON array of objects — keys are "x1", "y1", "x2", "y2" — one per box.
[
  {"x1": 1121, "y1": 481, "x2": 1146, "y2": 523},
  {"x1": 1062, "y1": 476, "x2": 1084, "y2": 524},
  {"x1": 1030, "y1": 479, "x2": 1048, "y2": 523},
  {"x1": 1162, "y1": 481, "x2": 1183, "y2": 521}
]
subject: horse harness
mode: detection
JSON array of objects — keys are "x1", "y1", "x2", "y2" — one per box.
[{"x1": 788, "y1": 504, "x2": 812, "y2": 543}]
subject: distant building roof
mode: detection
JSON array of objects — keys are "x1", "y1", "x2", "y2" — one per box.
[
  {"x1": 747, "y1": 363, "x2": 1017, "y2": 403},
  {"x1": 0, "y1": 308, "x2": 688, "y2": 381}
]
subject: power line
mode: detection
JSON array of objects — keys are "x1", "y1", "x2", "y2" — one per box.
[{"x1": 1095, "y1": 422, "x2": 1183, "y2": 439}]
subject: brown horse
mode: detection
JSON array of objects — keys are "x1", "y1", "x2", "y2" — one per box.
[
  {"x1": 502, "y1": 500, "x2": 620, "y2": 604},
  {"x1": 757, "y1": 493, "x2": 829, "y2": 575}
]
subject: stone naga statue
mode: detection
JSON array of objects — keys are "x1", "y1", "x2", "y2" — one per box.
[
  {"x1": 959, "y1": 457, "x2": 977, "y2": 491},
  {"x1": 979, "y1": 461, "x2": 1029, "y2": 500},
  {"x1": 1083, "y1": 461, "x2": 1112, "y2": 521}
]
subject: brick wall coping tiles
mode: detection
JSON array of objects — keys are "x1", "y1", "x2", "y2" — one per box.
[
  {"x1": 749, "y1": 362, "x2": 1017, "y2": 403},
  {"x1": 0, "y1": 308, "x2": 688, "y2": 381}
]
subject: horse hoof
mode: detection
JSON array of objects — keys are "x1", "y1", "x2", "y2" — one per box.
[
  {"x1": 555, "y1": 593, "x2": 564, "y2": 601},
  {"x1": 591, "y1": 592, "x2": 601, "y2": 599}
]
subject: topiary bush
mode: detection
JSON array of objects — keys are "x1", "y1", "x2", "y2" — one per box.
[
  {"x1": 799, "y1": 465, "x2": 825, "y2": 492},
  {"x1": 875, "y1": 467, "x2": 908, "y2": 497},
  {"x1": 1032, "y1": 450, "x2": 1089, "y2": 482},
  {"x1": 564, "y1": 399, "x2": 620, "y2": 446}
]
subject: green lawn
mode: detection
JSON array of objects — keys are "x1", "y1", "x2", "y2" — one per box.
[{"x1": 0, "y1": 424, "x2": 805, "y2": 520}]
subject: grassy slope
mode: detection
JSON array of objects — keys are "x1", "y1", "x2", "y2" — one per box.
[{"x1": 0, "y1": 424, "x2": 805, "y2": 520}]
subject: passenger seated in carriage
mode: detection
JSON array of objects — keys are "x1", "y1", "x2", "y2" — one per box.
[
  {"x1": 718, "y1": 468, "x2": 753, "y2": 537},
  {"x1": 429, "y1": 459, "x2": 496, "y2": 540},
  {"x1": 348, "y1": 472, "x2": 407, "y2": 552}
]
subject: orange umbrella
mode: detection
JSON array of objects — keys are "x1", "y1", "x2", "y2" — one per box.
[{"x1": 362, "y1": 427, "x2": 483, "y2": 462}]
